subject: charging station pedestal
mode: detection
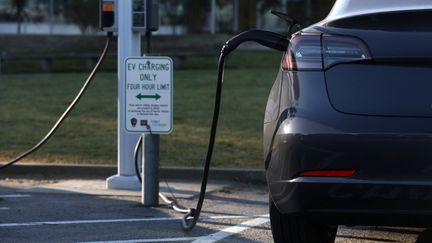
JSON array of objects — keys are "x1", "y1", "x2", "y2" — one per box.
[
  {"x1": 105, "y1": 1, "x2": 166, "y2": 207},
  {"x1": 106, "y1": 0, "x2": 142, "y2": 190}
]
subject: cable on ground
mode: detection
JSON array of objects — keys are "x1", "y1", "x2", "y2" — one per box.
[{"x1": 0, "y1": 32, "x2": 113, "y2": 170}]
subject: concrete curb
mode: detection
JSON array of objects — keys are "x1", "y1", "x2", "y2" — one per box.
[
  {"x1": 161, "y1": 166, "x2": 266, "y2": 184},
  {"x1": 0, "y1": 163, "x2": 266, "y2": 184}
]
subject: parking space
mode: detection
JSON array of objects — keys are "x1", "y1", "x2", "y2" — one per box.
[{"x1": 0, "y1": 178, "x2": 429, "y2": 242}]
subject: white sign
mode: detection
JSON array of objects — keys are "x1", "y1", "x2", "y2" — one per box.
[{"x1": 125, "y1": 56, "x2": 173, "y2": 134}]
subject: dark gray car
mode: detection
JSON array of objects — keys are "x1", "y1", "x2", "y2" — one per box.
[{"x1": 265, "y1": 1, "x2": 432, "y2": 242}]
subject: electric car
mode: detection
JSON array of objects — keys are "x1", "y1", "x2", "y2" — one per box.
[{"x1": 265, "y1": 1, "x2": 432, "y2": 242}]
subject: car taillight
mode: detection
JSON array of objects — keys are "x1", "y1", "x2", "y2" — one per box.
[
  {"x1": 283, "y1": 35, "x2": 322, "y2": 70},
  {"x1": 282, "y1": 34, "x2": 372, "y2": 71},
  {"x1": 323, "y1": 35, "x2": 372, "y2": 68},
  {"x1": 298, "y1": 170, "x2": 356, "y2": 177}
]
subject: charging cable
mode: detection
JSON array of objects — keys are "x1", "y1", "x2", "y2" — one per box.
[
  {"x1": 0, "y1": 32, "x2": 113, "y2": 170},
  {"x1": 179, "y1": 29, "x2": 288, "y2": 231}
]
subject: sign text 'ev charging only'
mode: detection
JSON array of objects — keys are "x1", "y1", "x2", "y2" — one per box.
[{"x1": 125, "y1": 57, "x2": 173, "y2": 134}]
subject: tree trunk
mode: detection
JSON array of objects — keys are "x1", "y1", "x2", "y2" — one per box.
[
  {"x1": 79, "y1": 25, "x2": 87, "y2": 35},
  {"x1": 238, "y1": 0, "x2": 256, "y2": 32},
  {"x1": 186, "y1": 0, "x2": 205, "y2": 33},
  {"x1": 16, "y1": 13, "x2": 21, "y2": 34},
  {"x1": 16, "y1": 5, "x2": 24, "y2": 34},
  {"x1": 13, "y1": 0, "x2": 27, "y2": 35}
]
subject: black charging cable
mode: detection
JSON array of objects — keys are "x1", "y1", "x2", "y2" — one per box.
[
  {"x1": 179, "y1": 30, "x2": 289, "y2": 231},
  {"x1": 0, "y1": 32, "x2": 113, "y2": 170}
]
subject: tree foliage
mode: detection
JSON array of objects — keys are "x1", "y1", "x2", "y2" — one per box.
[
  {"x1": 163, "y1": 0, "x2": 186, "y2": 35},
  {"x1": 238, "y1": 0, "x2": 256, "y2": 31},
  {"x1": 63, "y1": 0, "x2": 99, "y2": 34},
  {"x1": 284, "y1": 0, "x2": 336, "y2": 27},
  {"x1": 186, "y1": 0, "x2": 208, "y2": 33}
]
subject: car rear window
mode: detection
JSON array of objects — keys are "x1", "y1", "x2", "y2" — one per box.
[{"x1": 326, "y1": 10, "x2": 432, "y2": 32}]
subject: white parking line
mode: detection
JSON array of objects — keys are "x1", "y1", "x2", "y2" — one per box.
[
  {"x1": 192, "y1": 214, "x2": 270, "y2": 243},
  {"x1": 77, "y1": 215, "x2": 270, "y2": 243},
  {"x1": 0, "y1": 215, "x2": 260, "y2": 228},
  {"x1": 0, "y1": 194, "x2": 31, "y2": 198},
  {"x1": 78, "y1": 237, "x2": 200, "y2": 243},
  {"x1": 0, "y1": 207, "x2": 10, "y2": 210}
]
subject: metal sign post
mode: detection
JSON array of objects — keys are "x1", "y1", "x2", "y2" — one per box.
[
  {"x1": 125, "y1": 56, "x2": 173, "y2": 206},
  {"x1": 107, "y1": 0, "x2": 141, "y2": 190}
]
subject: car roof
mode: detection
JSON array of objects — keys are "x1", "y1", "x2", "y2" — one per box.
[{"x1": 327, "y1": 0, "x2": 432, "y2": 20}]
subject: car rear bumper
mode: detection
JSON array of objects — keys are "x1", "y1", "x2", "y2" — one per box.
[
  {"x1": 269, "y1": 177, "x2": 432, "y2": 226},
  {"x1": 266, "y1": 130, "x2": 432, "y2": 226}
]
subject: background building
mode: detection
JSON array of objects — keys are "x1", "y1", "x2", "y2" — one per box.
[{"x1": 0, "y1": 0, "x2": 335, "y2": 35}]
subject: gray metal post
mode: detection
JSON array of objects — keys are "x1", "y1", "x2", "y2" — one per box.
[
  {"x1": 256, "y1": 1, "x2": 262, "y2": 29},
  {"x1": 142, "y1": 134, "x2": 159, "y2": 206},
  {"x1": 141, "y1": 0, "x2": 160, "y2": 206},
  {"x1": 49, "y1": 0, "x2": 54, "y2": 34},
  {"x1": 0, "y1": 54, "x2": 2, "y2": 80},
  {"x1": 232, "y1": 0, "x2": 239, "y2": 33},
  {"x1": 210, "y1": 0, "x2": 216, "y2": 34},
  {"x1": 280, "y1": 0, "x2": 287, "y2": 13},
  {"x1": 107, "y1": 0, "x2": 141, "y2": 190}
]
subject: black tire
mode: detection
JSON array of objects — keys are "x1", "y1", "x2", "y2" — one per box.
[{"x1": 269, "y1": 196, "x2": 337, "y2": 243}]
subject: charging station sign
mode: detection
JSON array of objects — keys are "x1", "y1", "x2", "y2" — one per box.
[{"x1": 125, "y1": 57, "x2": 173, "y2": 134}]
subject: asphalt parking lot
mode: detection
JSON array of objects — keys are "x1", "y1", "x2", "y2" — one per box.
[{"x1": 1, "y1": 167, "x2": 432, "y2": 243}]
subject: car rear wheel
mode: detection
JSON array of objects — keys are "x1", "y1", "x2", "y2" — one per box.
[{"x1": 269, "y1": 196, "x2": 337, "y2": 243}]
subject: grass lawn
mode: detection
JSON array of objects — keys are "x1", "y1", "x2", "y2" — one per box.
[{"x1": 0, "y1": 65, "x2": 280, "y2": 168}]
